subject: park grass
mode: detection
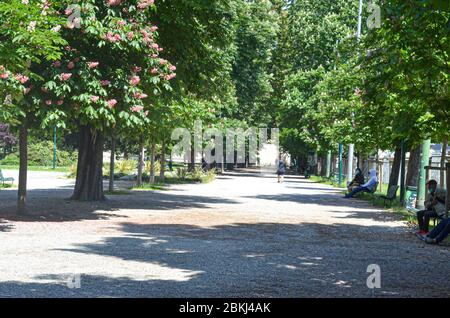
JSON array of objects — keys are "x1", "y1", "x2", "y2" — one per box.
[
  {"x1": 310, "y1": 175, "x2": 347, "y2": 189},
  {"x1": 132, "y1": 183, "x2": 168, "y2": 191},
  {"x1": 0, "y1": 183, "x2": 16, "y2": 189},
  {"x1": 0, "y1": 165, "x2": 70, "y2": 172},
  {"x1": 105, "y1": 190, "x2": 132, "y2": 195}
]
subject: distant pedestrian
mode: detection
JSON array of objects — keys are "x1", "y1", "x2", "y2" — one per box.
[{"x1": 277, "y1": 155, "x2": 286, "y2": 183}]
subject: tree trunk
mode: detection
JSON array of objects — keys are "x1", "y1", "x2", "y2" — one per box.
[
  {"x1": 136, "y1": 138, "x2": 144, "y2": 187},
  {"x1": 17, "y1": 120, "x2": 28, "y2": 214},
  {"x1": 405, "y1": 145, "x2": 421, "y2": 187},
  {"x1": 150, "y1": 142, "x2": 156, "y2": 184},
  {"x1": 440, "y1": 137, "x2": 448, "y2": 188},
  {"x1": 71, "y1": 125, "x2": 105, "y2": 201},
  {"x1": 108, "y1": 131, "x2": 116, "y2": 193},
  {"x1": 189, "y1": 143, "x2": 195, "y2": 171},
  {"x1": 389, "y1": 145, "x2": 402, "y2": 188},
  {"x1": 160, "y1": 140, "x2": 166, "y2": 182}
]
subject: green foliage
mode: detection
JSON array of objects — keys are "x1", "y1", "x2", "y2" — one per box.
[{"x1": 0, "y1": 140, "x2": 77, "y2": 166}]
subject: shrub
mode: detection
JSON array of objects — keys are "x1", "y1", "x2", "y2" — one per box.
[
  {"x1": 0, "y1": 141, "x2": 77, "y2": 167},
  {"x1": 145, "y1": 160, "x2": 161, "y2": 175},
  {"x1": 176, "y1": 167, "x2": 188, "y2": 179},
  {"x1": 115, "y1": 159, "x2": 137, "y2": 175}
]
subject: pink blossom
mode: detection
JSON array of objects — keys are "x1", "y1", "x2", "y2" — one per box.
[
  {"x1": 151, "y1": 68, "x2": 158, "y2": 74},
  {"x1": 65, "y1": 8, "x2": 73, "y2": 16},
  {"x1": 137, "y1": 0, "x2": 154, "y2": 10},
  {"x1": 127, "y1": 32, "x2": 134, "y2": 40},
  {"x1": 106, "y1": 0, "x2": 123, "y2": 6},
  {"x1": 60, "y1": 73, "x2": 72, "y2": 81},
  {"x1": 169, "y1": 65, "x2": 177, "y2": 71},
  {"x1": 106, "y1": 32, "x2": 121, "y2": 43},
  {"x1": 57, "y1": 100, "x2": 64, "y2": 106},
  {"x1": 133, "y1": 66, "x2": 142, "y2": 73},
  {"x1": 151, "y1": 54, "x2": 158, "y2": 58},
  {"x1": 87, "y1": 62, "x2": 99, "y2": 69},
  {"x1": 91, "y1": 96, "x2": 100, "y2": 103},
  {"x1": 131, "y1": 105, "x2": 144, "y2": 112},
  {"x1": 165, "y1": 73, "x2": 176, "y2": 81},
  {"x1": 107, "y1": 99, "x2": 118, "y2": 108},
  {"x1": 0, "y1": 73, "x2": 9, "y2": 80},
  {"x1": 130, "y1": 75, "x2": 140, "y2": 86},
  {"x1": 53, "y1": 61, "x2": 61, "y2": 68},
  {"x1": 159, "y1": 58, "x2": 167, "y2": 65},
  {"x1": 100, "y1": 80, "x2": 111, "y2": 86},
  {"x1": 134, "y1": 92, "x2": 148, "y2": 99},
  {"x1": 15, "y1": 74, "x2": 29, "y2": 84},
  {"x1": 67, "y1": 62, "x2": 75, "y2": 70},
  {"x1": 152, "y1": 43, "x2": 159, "y2": 49},
  {"x1": 117, "y1": 20, "x2": 126, "y2": 27},
  {"x1": 151, "y1": 26, "x2": 158, "y2": 32},
  {"x1": 46, "y1": 100, "x2": 52, "y2": 106}
]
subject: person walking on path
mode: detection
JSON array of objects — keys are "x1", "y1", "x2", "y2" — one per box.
[{"x1": 276, "y1": 156, "x2": 287, "y2": 183}]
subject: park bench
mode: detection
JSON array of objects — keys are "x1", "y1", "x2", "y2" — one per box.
[{"x1": 0, "y1": 169, "x2": 14, "y2": 185}]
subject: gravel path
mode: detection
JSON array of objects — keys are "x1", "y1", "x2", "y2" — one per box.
[{"x1": 0, "y1": 170, "x2": 448, "y2": 298}]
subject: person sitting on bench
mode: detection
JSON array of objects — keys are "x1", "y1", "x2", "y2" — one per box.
[
  {"x1": 416, "y1": 180, "x2": 446, "y2": 235},
  {"x1": 423, "y1": 218, "x2": 450, "y2": 245},
  {"x1": 344, "y1": 168, "x2": 378, "y2": 198},
  {"x1": 347, "y1": 168, "x2": 365, "y2": 192}
]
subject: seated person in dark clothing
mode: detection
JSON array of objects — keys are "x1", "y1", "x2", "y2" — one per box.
[
  {"x1": 423, "y1": 218, "x2": 450, "y2": 245},
  {"x1": 416, "y1": 180, "x2": 446, "y2": 235},
  {"x1": 347, "y1": 168, "x2": 365, "y2": 192},
  {"x1": 344, "y1": 168, "x2": 378, "y2": 198}
]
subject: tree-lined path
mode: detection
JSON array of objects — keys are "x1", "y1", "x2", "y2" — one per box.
[{"x1": 0, "y1": 171, "x2": 448, "y2": 297}]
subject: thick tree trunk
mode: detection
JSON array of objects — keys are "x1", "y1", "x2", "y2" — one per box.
[
  {"x1": 441, "y1": 137, "x2": 448, "y2": 188},
  {"x1": 17, "y1": 120, "x2": 28, "y2": 214},
  {"x1": 136, "y1": 138, "x2": 144, "y2": 187},
  {"x1": 150, "y1": 142, "x2": 156, "y2": 184},
  {"x1": 389, "y1": 145, "x2": 402, "y2": 188},
  {"x1": 405, "y1": 145, "x2": 421, "y2": 187},
  {"x1": 108, "y1": 131, "x2": 116, "y2": 193},
  {"x1": 160, "y1": 140, "x2": 166, "y2": 182},
  {"x1": 71, "y1": 125, "x2": 105, "y2": 201}
]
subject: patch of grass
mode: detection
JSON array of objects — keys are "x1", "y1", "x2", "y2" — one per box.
[
  {"x1": 0, "y1": 165, "x2": 69, "y2": 172},
  {"x1": 133, "y1": 183, "x2": 167, "y2": 191},
  {"x1": 105, "y1": 190, "x2": 132, "y2": 195},
  {"x1": 310, "y1": 175, "x2": 347, "y2": 189},
  {"x1": 0, "y1": 183, "x2": 15, "y2": 189}
]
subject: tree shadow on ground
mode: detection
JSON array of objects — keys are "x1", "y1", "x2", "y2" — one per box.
[
  {"x1": 242, "y1": 192, "x2": 376, "y2": 209},
  {"x1": 0, "y1": 188, "x2": 239, "y2": 223},
  {"x1": 0, "y1": 221, "x2": 448, "y2": 297}
]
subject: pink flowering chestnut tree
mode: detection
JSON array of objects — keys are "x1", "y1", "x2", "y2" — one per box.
[{"x1": 30, "y1": 0, "x2": 176, "y2": 201}]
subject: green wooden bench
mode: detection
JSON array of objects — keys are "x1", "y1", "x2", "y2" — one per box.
[{"x1": 0, "y1": 169, "x2": 14, "y2": 185}]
